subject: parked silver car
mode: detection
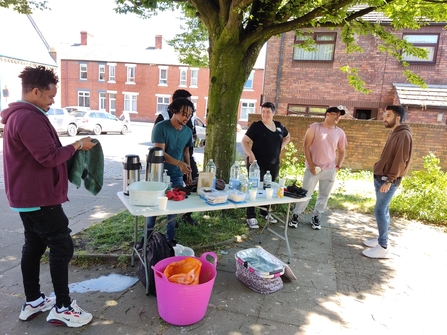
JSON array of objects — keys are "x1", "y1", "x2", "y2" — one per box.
[
  {"x1": 64, "y1": 106, "x2": 91, "y2": 115},
  {"x1": 47, "y1": 107, "x2": 78, "y2": 136},
  {"x1": 73, "y1": 110, "x2": 128, "y2": 135}
]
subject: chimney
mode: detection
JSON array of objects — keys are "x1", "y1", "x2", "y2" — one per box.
[
  {"x1": 81, "y1": 31, "x2": 87, "y2": 46},
  {"x1": 155, "y1": 35, "x2": 162, "y2": 49}
]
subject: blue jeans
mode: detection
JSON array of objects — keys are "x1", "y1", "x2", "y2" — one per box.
[
  {"x1": 374, "y1": 178, "x2": 398, "y2": 248},
  {"x1": 19, "y1": 205, "x2": 73, "y2": 308},
  {"x1": 146, "y1": 176, "x2": 184, "y2": 241}
]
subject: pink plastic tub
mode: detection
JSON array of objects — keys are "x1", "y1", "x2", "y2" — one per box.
[{"x1": 152, "y1": 252, "x2": 217, "y2": 326}]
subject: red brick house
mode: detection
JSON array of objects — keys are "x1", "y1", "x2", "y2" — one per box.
[
  {"x1": 263, "y1": 22, "x2": 447, "y2": 124},
  {"x1": 54, "y1": 33, "x2": 264, "y2": 125}
]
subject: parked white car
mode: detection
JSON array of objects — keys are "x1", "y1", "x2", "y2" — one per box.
[
  {"x1": 47, "y1": 107, "x2": 78, "y2": 136},
  {"x1": 73, "y1": 110, "x2": 128, "y2": 135}
]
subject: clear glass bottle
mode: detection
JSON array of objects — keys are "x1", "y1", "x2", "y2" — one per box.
[
  {"x1": 205, "y1": 159, "x2": 217, "y2": 188},
  {"x1": 263, "y1": 170, "x2": 272, "y2": 189},
  {"x1": 248, "y1": 160, "x2": 260, "y2": 190},
  {"x1": 229, "y1": 161, "x2": 241, "y2": 190}
]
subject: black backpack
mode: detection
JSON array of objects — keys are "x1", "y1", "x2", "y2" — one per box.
[{"x1": 138, "y1": 232, "x2": 175, "y2": 296}]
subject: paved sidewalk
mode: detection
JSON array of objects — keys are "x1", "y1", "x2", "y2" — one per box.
[{"x1": 1, "y1": 180, "x2": 446, "y2": 334}]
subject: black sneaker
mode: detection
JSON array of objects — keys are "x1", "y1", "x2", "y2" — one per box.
[
  {"x1": 311, "y1": 216, "x2": 321, "y2": 230},
  {"x1": 182, "y1": 214, "x2": 198, "y2": 226},
  {"x1": 288, "y1": 214, "x2": 299, "y2": 228}
]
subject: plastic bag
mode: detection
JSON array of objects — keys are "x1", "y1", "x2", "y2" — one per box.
[{"x1": 164, "y1": 257, "x2": 202, "y2": 285}]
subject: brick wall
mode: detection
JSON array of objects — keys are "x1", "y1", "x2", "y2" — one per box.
[
  {"x1": 248, "y1": 114, "x2": 447, "y2": 172},
  {"x1": 263, "y1": 26, "x2": 447, "y2": 125}
]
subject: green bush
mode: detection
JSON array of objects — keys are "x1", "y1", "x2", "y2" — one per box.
[
  {"x1": 391, "y1": 153, "x2": 447, "y2": 225},
  {"x1": 279, "y1": 142, "x2": 305, "y2": 182}
]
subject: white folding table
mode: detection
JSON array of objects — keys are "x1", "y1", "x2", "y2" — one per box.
[{"x1": 117, "y1": 190, "x2": 309, "y2": 294}]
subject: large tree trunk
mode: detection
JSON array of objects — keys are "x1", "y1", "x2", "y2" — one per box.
[{"x1": 204, "y1": 41, "x2": 261, "y2": 181}]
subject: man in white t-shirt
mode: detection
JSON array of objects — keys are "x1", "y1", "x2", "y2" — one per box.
[{"x1": 289, "y1": 106, "x2": 348, "y2": 230}]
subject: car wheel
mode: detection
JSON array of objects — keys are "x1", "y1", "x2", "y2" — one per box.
[
  {"x1": 93, "y1": 125, "x2": 102, "y2": 135},
  {"x1": 121, "y1": 125, "x2": 128, "y2": 135},
  {"x1": 67, "y1": 124, "x2": 77, "y2": 137}
]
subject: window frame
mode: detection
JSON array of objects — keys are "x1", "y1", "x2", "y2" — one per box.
[
  {"x1": 79, "y1": 64, "x2": 87, "y2": 80},
  {"x1": 108, "y1": 91, "x2": 116, "y2": 115},
  {"x1": 156, "y1": 94, "x2": 170, "y2": 114},
  {"x1": 287, "y1": 104, "x2": 328, "y2": 116},
  {"x1": 293, "y1": 32, "x2": 337, "y2": 62},
  {"x1": 77, "y1": 90, "x2": 90, "y2": 107},
  {"x1": 108, "y1": 63, "x2": 116, "y2": 82},
  {"x1": 179, "y1": 67, "x2": 187, "y2": 87},
  {"x1": 402, "y1": 33, "x2": 439, "y2": 64},
  {"x1": 158, "y1": 66, "x2": 168, "y2": 86},
  {"x1": 244, "y1": 71, "x2": 255, "y2": 90},
  {"x1": 126, "y1": 64, "x2": 136, "y2": 84},
  {"x1": 190, "y1": 68, "x2": 198, "y2": 87},
  {"x1": 99, "y1": 92, "x2": 106, "y2": 110},
  {"x1": 98, "y1": 64, "x2": 105, "y2": 81},
  {"x1": 123, "y1": 91, "x2": 138, "y2": 113},
  {"x1": 239, "y1": 99, "x2": 257, "y2": 120}
]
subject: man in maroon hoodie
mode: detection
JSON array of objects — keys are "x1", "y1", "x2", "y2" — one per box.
[
  {"x1": 1, "y1": 66, "x2": 96, "y2": 327},
  {"x1": 363, "y1": 105, "x2": 413, "y2": 259}
]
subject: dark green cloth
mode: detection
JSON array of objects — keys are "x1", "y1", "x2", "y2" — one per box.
[{"x1": 67, "y1": 139, "x2": 104, "y2": 195}]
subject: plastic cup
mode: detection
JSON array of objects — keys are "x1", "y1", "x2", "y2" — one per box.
[
  {"x1": 265, "y1": 188, "x2": 273, "y2": 199},
  {"x1": 158, "y1": 196, "x2": 168, "y2": 210},
  {"x1": 249, "y1": 188, "x2": 257, "y2": 201},
  {"x1": 278, "y1": 178, "x2": 286, "y2": 187}
]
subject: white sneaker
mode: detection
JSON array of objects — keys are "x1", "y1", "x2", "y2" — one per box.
[
  {"x1": 264, "y1": 213, "x2": 277, "y2": 224},
  {"x1": 19, "y1": 293, "x2": 55, "y2": 321},
  {"x1": 246, "y1": 218, "x2": 259, "y2": 229},
  {"x1": 362, "y1": 244, "x2": 391, "y2": 259},
  {"x1": 46, "y1": 300, "x2": 93, "y2": 328},
  {"x1": 364, "y1": 238, "x2": 378, "y2": 248}
]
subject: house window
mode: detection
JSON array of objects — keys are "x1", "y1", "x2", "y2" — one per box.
[
  {"x1": 156, "y1": 95, "x2": 170, "y2": 114},
  {"x1": 78, "y1": 91, "x2": 90, "y2": 107},
  {"x1": 293, "y1": 33, "x2": 336, "y2": 61},
  {"x1": 179, "y1": 68, "x2": 187, "y2": 86},
  {"x1": 287, "y1": 104, "x2": 327, "y2": 115},
  {"x1": 190, "y1": 97, "x2": 198, "y2": 112},
  {"x1": 108, "y1": 64, "x2": 116, "y2": 82},
  {"x1": 240, "y1": 100, "x2": 256, "y2": 120},
  {"x1": 402, "y1": 34, "x2": 439, "y2": 64},
  {"x1": 159, "y1": 66, "x2": 168, "y2": 85},
  {"x1": 123, "y1": 92, "x2": 138, "y2": 112},
  {"x1": 126, "y1": 64, "x2": 136, "y2": 83},
  {"x1": 244, "y1": 71, "x2": 255, "y2": 89},
  {"x1": 108, "y1": 92, "x2": 116, "y2": 115},
  {"x1": 99, "y1": 92, "x2": 106, "y2": 110},
  {"x1": 190, "y1": 69, "x2": 198, "y2": 87},
  {"x1": 80, "y1": 64, "x2": 87, "y2": 80},
  {"x1": 98, "y1": 65, "x2": 105, "y2": 81}
]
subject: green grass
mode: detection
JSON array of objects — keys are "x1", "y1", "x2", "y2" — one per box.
[{"x1": 72, "y1": 167, "x2": 376, "y2": 256}]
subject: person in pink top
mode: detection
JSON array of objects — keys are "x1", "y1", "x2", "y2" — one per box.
[{"x1": 289, "y1": 106, "x2": 348, "y2": 230}]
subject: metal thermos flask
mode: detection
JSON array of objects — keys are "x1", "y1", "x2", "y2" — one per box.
[
  {"x1": 123, "y1": 154, "x2": 141, "y2": 195},
  {"x1": 145, "y1": 147, "x2": 164, "y2": 182}
]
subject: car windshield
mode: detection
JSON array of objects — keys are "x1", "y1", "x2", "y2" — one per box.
[{"x1": 72, "y1": 111, "x2": 87, "y2": 117}]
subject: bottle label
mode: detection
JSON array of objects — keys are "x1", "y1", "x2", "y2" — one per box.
[{"x1": 248, "y1": 177, "x2": 258, "y2": 189}]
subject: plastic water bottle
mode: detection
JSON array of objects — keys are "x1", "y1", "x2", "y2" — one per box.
[
  {"x1": 205, "y1": 159, "x2": 217, "y2": 188},
  {"x1": 263, "y1": 170, "x2": 272, "y2": 189},
  {"x1": 229, "y1": 161, "x2": 241, "y2": 190},
  {"x1": 248, "y1": 160, "x2": 260, "y2": 190},
  {"x1": 239, "y1": 174, "x2": 249, "y2": 193},
  {"x1": 163, "y1": 169, "x2": 171, "y2": 190}
]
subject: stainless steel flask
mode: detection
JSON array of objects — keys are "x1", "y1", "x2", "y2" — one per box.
[
  {"x1": 145, "y1": 147, "x2": 164, "y2": 182},
  {"x1": 123, "y1": 154, "x2": 141, "y2": 195}
]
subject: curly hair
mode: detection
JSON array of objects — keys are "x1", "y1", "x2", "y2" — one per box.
[
  {"x1": 19, "y1": 66, "x2": 59, "y2": 93},
  {"x1": 172, "y1": 89, "x2": 191, "y2": 100},
  {"x1": 167, "y1": 97, "x2": 195, "y2": 116}
]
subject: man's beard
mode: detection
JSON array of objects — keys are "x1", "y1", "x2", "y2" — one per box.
[{"x1": 385, "y1": 119, "x2": 396, "y2": 128}]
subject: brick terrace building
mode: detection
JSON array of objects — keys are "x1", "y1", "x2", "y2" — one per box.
[
  {"x1": 263, "y1": 21, "x2": 447, "y2": 124},
  {"x1": 54, "y1": 33, "x2": 264, "y2": 126}
]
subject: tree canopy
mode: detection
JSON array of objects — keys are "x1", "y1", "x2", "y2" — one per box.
[{"x1": 114, "y1": 0, "x2": 446, "y2": 179}]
